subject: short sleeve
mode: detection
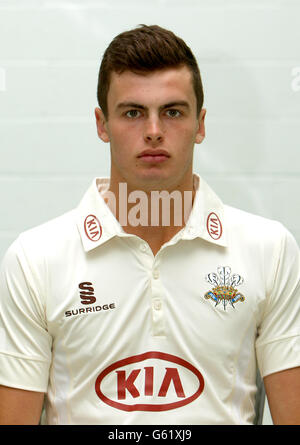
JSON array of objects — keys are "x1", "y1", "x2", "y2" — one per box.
[
  {"x1": 0, "y1": 236, "x2": 52, "y2": 392},
  {"x1": 256, "y1": 226, "x2": 300, "y2": 378}
]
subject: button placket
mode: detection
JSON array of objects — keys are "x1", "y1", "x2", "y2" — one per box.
[
  {"x1": 152, "y1": 269, "x2": 159, "y2": 279},
  {"x1": 150, "y1": 260, "x2": 166, "y2": 337}
]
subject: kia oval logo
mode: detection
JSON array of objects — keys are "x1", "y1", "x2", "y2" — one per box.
[
  {"x1": 207, "y1": 212, "x2": 222, "y2": 240},
  {"x1": 95, "y1": 351, "x2": 205, "y2": 411},
  {"x1": 84, "y1": 214, "x2": 102, "y2": 242}
]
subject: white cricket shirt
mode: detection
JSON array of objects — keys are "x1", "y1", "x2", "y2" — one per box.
[{"x1": 0, "y1": 174, "x2": 299, "y2": 425}]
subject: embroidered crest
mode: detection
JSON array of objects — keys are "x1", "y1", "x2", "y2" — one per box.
[{"x1": 204, "y1": 266, "x2": 245, "y2": 310}]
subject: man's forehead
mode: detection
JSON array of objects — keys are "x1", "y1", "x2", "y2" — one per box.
[
  {"x1": 108, "y1": 66, "x2": 195, "y2": 105},
  {"x1": 110, "y1": 65, "x2": 193, "y2": 85}
]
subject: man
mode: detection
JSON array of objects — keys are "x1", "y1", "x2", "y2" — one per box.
[{"x1": 0, "y1": 25, "x2": 299, "y2": 425}]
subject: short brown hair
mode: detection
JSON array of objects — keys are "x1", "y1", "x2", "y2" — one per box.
[{"x1": 97, "y1": 24, "x2": 204, "y2": 119}]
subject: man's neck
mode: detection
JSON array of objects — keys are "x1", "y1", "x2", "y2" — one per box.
[{"x1": 103, "y1": 177, "x2": 196, "y2": 255}]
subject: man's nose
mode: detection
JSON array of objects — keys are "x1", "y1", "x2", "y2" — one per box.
[{"x1": 143, "y1": 116, "x2": 164, "y2": 144}]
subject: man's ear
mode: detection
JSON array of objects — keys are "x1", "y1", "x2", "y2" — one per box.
[
  {"x1": 195, "y1": 108, "x2": 206, "y2": 144},
  {"x1": 95, "y1": 107, "x2": 110, "y2": 143}
]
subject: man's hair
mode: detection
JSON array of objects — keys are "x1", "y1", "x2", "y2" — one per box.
[{"x1": 97, "y1": 24, "x2": 204, "y2": 119}]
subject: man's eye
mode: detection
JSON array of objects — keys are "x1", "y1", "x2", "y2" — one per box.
[
  {"x1": 125, "y1": 110, "x2": 141, "y2": 118},
  {"x1": 166, "y1": 109, "x2": 181, "y2": 118}
]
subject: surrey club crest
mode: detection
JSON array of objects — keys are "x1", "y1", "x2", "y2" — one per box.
[{"x1": 204, "y1": 266, "x2": 245, "y2": 310}]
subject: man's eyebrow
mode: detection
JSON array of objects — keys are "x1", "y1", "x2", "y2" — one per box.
[
  {"x1": 116, "y1": 102, "x2": 145, "y2": 110},
  {"x1": 161, "y1": 101, "x2": 190, "y2": 110},
  {"x1": 116, "y1": 101, "x2": 190, "y2": 111}
]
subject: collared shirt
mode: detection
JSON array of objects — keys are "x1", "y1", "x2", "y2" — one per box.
[{"x1": 0, "y1": 174, "x2": 299, "y2": 425}]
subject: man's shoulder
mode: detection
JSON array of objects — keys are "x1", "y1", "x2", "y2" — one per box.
[
  {"x1": 225, "y1": 204, "x2": 281, "y2": 226},
  {"x1": 21, "y1": 208, "x2": 77, "y2": 241},
  {"x1": 224, "y1": 204, "x2": 288, "y2": 245},
  {"x1": 6, "y1": 209, "x2": 79, "y2": 264}
]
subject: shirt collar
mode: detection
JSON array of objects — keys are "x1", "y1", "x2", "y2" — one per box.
[
  {"x1": 75, "y1": 178, "x2": 123, "y2": 252},
  {"x1": 180, "y1": 174, "x2": 227, "y2": 247},
  {"x1": 76, "y1": 174, "x2": 227, "y2": 252}
]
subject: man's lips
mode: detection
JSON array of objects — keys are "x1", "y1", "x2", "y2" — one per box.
[{"x1": 137, "y1": 150, "x2": 170, "y2": 163}]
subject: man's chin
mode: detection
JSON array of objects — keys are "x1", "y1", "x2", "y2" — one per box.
[{"x1": 129, "y1": 173, "x2": 172, "y2": 192}]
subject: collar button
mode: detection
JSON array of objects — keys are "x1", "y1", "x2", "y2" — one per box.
[{"x1": 140, "y1": 243, "x2": 148, "y2": 252}]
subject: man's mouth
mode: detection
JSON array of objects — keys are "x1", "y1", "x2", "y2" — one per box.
[{"x1": 137, "y1": 150, "x2": 170, "y2": 163}]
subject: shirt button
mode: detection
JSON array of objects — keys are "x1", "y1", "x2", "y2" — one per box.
[
  {"x1": 140, "y1": 244, "x2": 147, "y2": 252},
  {"x1": 153, "y1": 300, "x2": 162, "y2": 310},
  {"x1": 153, "y1": 270, "x2": 159, "y2": 279}
]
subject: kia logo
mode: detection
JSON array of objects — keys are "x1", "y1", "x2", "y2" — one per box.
[
  {"x1": 207, "y1": 212, "x2": 222, "y2": 240},
  {"x1": 84, "y1": 214, "x2": 102, "y2": 242},
  {"x1": 95, "y1": 351, "x2": 205, "y2": 411}
]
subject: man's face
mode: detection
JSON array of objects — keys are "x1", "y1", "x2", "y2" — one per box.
[{"x1": 95, "y1": 65, "x2": 206, "y2": 192}]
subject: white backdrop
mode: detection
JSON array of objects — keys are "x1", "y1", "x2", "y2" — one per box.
[{"x1": 1, "y1": 0, "x2": 300, "y2": 425}]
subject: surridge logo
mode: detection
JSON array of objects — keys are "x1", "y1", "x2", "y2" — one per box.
[
  {"x1": 79, "y1": 281, "x2": 96, "y2": 304},
  {"x1": 64, "y1": 281, "x2": 116, "y2": 318},
  {"x1": 95, "y1": 351, "x2": 205, "y2": 411}
]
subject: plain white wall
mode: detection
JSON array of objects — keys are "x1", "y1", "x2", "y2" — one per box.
[{"x1": 1, "y1": 0, "x2": 300, "y2": 425}]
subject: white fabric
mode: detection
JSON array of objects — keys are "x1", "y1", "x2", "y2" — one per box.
[{"x1": 0, "y1": 174, "x2": 299, "y2": 425}]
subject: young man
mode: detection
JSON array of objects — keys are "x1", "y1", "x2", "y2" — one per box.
[{"x1": 0, "y1": 25, "x2": 299, "y2": 425}]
